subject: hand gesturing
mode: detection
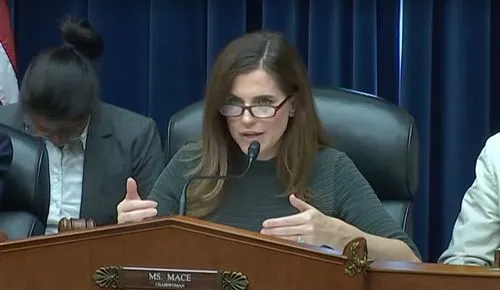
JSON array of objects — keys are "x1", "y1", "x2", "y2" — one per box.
[
  {"x1": 116, "y1": 178, "x2": 158, "y2": 224},
  {"x1": 260, "y1": 194, "x2": 339, "y2": 246}
]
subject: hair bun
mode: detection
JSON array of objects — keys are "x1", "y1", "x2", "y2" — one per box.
[{"x1": 60, "y1": 18, "x2": 104, "y2": 60}]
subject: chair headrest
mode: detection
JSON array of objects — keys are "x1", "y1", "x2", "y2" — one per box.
[
  {"x1": 313, "y1": 88, "x2": 418, "y2": 200},
  {"x1": 166, "y1": 88, "x2": 418, "y2": 201},
  {"x1": 0, "y1": 124, "x2": 50, "y2": 224}
]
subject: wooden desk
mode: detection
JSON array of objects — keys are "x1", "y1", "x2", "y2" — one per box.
[
  {"x1": 0, "y1": 216, "x2": 498, "y2": 290},
  {"x1": 369, "y1": 260, "x2": 500, "y2": 289}
]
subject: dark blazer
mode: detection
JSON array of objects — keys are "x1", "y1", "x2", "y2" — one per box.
[
  {"x1": 0, "y1": 133, "x2": 13, "y2": 202},
  {"x1": 0, "y1": 102, "x2": 165, "y2": 226}
]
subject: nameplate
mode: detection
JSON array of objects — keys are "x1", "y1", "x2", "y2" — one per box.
[{"x1": 93, "y1": 266, "x2": 249, "y2": 290}]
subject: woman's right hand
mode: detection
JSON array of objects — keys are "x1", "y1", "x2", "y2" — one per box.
[{"x1": 117, "y1": 178, "x2": 158, "y2": 224}]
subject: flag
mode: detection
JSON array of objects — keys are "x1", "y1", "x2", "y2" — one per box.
[{"x1": 0, "y1": 0, "x2": 18, "y2": 105}]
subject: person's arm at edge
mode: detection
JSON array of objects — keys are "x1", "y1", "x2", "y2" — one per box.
[{"x1": 438, "y1": 136, "x2": 500, "y2": 266}]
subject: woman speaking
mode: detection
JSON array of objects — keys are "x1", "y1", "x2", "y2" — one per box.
[{"x1": 117, "y1": 31, "x2": 421, "y2": 262}]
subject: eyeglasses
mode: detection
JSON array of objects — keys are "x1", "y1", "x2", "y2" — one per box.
[
  {"x1": 24, "y1": 116, "x2": 88, "y2": 144},
  {"x1": 219, "y1": 96, "x2": 291, "y2": 119}
]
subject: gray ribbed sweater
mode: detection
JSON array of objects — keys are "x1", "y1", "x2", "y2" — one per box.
[{"x1": 149, "y1": 146, "x2": 421, "y2": 258}]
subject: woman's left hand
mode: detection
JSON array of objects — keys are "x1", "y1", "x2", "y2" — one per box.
[{"x1": 260, "y1": 194, "x2": 345, "y2": 248}]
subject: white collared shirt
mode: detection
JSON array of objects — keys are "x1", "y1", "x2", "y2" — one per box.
[
  {"x1": 439, "y1": 133, "x2": 500, "y2": 265},
  {"x1": 44, "y1": 125, "x2": 88, "y2": 234}
]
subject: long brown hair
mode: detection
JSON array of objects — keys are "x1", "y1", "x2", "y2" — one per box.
[{"x1": 184, "y1": 31, "x2": 331, "y2": 217}]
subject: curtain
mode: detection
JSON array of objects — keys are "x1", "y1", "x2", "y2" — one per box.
[
  {"x1": 10, "y1": 0, "x2": 399, "y2": 134},
  {"x1": 401, "y1": 0, "x2": 500, "y2": 261}
]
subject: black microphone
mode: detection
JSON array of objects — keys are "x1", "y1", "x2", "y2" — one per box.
[{"x1": 178, "y1": 141, "x2": 261, "y2": 216}]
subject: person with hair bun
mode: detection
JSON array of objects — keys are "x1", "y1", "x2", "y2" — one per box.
[{"x1": 0, "y1": 19, "x2": 165, "y2": 234}]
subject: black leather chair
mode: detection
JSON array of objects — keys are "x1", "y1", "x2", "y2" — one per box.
[
  {"x1": 165, "y1": 87, "x2": 419, "y2": 237},
  {"x1": 0, "y1": 124, "x2": 50, "y2": 239}
]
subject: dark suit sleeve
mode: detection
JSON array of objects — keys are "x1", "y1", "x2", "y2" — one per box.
[
  {"x1": 131, "y1": 118, "x2": 165, "y2": 198},
  {"x1": 0, "y1": 133, "x2": 13, "y2": 199}
]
